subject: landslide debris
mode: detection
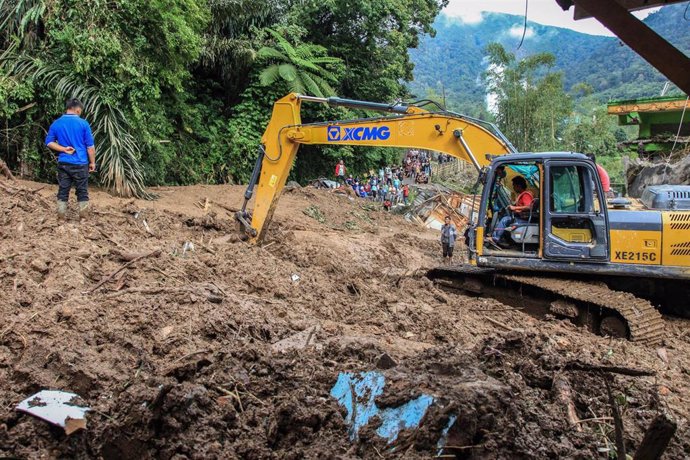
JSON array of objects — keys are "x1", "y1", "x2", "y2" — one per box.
[{"x1": 1, "y1": 180, "x2": 689, "y2": 459}]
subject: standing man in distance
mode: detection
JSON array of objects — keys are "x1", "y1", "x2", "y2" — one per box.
[
  {"x1": 45, "y1": 98, "x2": 96, "y2": 220},
  {"x1": 440, "y1": 215, "x2": 458, "y2": 265}
]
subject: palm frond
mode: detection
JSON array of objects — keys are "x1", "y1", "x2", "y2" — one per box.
[
  {"x1": 255, "y1": 46, "x2": 288, "y2": 62},
  {"x1": 309, "y1": 73, "x2": 337, "y2": 96},
  {"x1": 287, "y1": 74, "x2": 306, "y2": 95},
  {"x1": 291, "y1": 55, "x2": 322, "y2": 73},
  {"x1": 308, "y1": 56, "x2": 342, "y2": 65},
  {"x1": 300, "y1": 72, "x2": 324, "y2": 98},
  {"x1": 265, "y1": 28, "x2": 298, "y2": 59},
  {"x1": 292, "y1": 45, "x2": 316, "y2": 60},
  {"x1": 0, "y1": 0, "x2": 46, "y2": 45},
  {"x1": 256, "y1": 28, "x2": 341, "y2": 95}
]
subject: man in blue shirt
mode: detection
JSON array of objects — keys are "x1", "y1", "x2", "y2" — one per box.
[{"x1": 45, "y1": 98, "x2": 96, "y2": 220}]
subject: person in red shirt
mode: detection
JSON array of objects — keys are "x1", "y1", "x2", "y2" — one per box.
[
  {"x1": 509, "y1": 176, "x2": 534, "y2": 215},
  {"x1": 587, "y1": 154, "x2": 612, "y2": 197},
  {"x1": 490, "y1": 176, "x2": 533, "y2": 243},
  {"x1": 334, "y1": 159, "x2": 346, "y2": 184},
  {"x1": 402, "y1": 184, "x2": 410, "y2": 205}
]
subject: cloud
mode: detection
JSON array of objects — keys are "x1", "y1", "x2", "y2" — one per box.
[
  {"x1": 454, "y1": 10, "x2": 484, "y2": 24},
  {"x1": 508, "y1": 25, "x2": 535, "y2": 39}
]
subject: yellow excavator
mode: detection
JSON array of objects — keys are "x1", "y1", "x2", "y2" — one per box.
[{"x1": 236, "y1": 93, "x2": 690, "y2": 344}]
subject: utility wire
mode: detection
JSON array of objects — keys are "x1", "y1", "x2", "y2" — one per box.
[
  {"x1": 661, "y1": 96, "x2": 688, "y2": 184},
  {"x1": 670, "y1": 96, "x2": 689, "y2": 154},
  {"x1": 516, "y1": 0, "x2": 529, "y2": 50}
]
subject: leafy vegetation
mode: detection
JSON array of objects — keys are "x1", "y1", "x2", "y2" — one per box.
[
  {"x1": 484, "y1": 42, "x2": 636, "y2": 186},
  {"x1": 1, "y1": 0, "x2": 208, "y2": 196},
  {"x1": 1, "y1": 0, "x2": 446, "y2": 196},
  {"x1": 0, "y1": 0, "x2": 685, "y2": 195},
  {"x1": 485, "y1": 43, "x2": 572, "y2": 152},
  {"x1": 257, "y1": 28, "x2": 341, "y2": 97}
]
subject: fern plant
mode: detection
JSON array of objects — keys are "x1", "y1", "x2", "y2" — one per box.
[{"x1": 257, "y1": 28, "x2": 341, "y2": 97}]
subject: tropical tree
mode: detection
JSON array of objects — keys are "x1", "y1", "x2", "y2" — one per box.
[
  {"x1": 485, "y1": 43, "x2": 572, "y2": 152},
  {"x1": 9, "y1": 57, "x2": 152, "y2": 197},
  {"x1": 290, "y1": 0, "x2": 448, "y2": 102},
  {"x1": 1, "y1": 0, "x2": 444, "y2": 190},
  {"x1": 257, "y1": 28, "x2": 341, "y2": 97}
]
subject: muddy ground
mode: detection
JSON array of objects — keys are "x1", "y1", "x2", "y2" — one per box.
[{"x1": 1, "y1": 179, "x2": 689, "y2": 459}]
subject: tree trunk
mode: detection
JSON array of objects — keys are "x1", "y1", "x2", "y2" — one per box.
[{"x1": 0, "y1": 159, "x2": 15, "y2": 181}]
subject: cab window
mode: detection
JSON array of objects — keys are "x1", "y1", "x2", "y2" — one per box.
[{"x1": 550, "y1": 165, "x2": 589, "y2": 213}]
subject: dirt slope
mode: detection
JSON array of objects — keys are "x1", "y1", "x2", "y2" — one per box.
[{"x1": 1, "y1": 179, "x2": 689, "y2": 459}]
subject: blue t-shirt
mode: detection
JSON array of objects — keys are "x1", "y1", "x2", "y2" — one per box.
[{"x1": 45, "y1": 114, "x2": 95, "y2": 165}]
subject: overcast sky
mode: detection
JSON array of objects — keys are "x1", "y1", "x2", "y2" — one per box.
[{"x1": 443, "y1": 0, "x2": 659, "y2": 36}]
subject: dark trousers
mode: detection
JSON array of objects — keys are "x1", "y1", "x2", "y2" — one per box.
[{"x1": 57, "y1": 163, "x2": 89, "y2": 202}]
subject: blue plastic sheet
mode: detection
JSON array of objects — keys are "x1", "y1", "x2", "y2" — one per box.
[
  {"x1": 507, "y1": 164, "x2": 539, "y2": 186},
  {"x1": 330, "y1": 371, "x2": 435, "y2": 443}
]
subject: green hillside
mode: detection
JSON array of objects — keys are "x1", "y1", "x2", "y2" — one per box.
[{"x1": 409, "y1": 3, "x2": 690, "y2": 115}]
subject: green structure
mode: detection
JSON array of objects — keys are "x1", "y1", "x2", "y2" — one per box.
[{"x1": 608, "y1": 95, "x2": 689, "y2": 156}]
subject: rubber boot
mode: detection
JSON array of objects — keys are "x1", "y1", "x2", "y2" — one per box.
[
  {"x1": 78, "y1": 201, "x2": 90, "y2": 220},
  {"x1": 56, "y1": 200, "x2": 67, "y2": 221}
]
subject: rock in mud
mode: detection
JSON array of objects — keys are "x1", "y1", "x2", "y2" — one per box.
[
  {"x1": 30, "y1": 259, "x2": 49, "y2": 274},
  {"x1": 376, "y1": 353, "x2": 397, "y2": 369}
]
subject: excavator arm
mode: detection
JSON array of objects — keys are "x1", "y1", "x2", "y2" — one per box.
[{"x1": 236, "y1": 93, "x2": 516, "y2": 242}]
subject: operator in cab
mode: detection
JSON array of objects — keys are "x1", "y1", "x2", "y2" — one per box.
[{"x1": 488, "y1": 175, "x2": 533, "y2": 247}]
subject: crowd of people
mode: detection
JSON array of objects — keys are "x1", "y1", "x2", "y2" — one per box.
[
  {"x1": 333, "y1": 149, "x2": 447, "y2": 211},
  {"x1": 334, "y1": 153, "x2": 464, "y2": 263},
  {"x1": 334, "y1": 153, "x2": 432, "y2": 210},
  {"x1": 341, "y1": 166, "x2": 410, "y2": 209},
  {"x1": 404, "y1": 149, "x2": 432, "y2": 183}
]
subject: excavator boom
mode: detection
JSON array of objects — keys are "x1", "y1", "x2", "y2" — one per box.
[{"x1": 237, "y1": 93, "x2": 515, "y2": 242}]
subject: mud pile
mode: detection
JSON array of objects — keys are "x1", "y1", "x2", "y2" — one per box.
[{"x1": 1, "y1": 180, "x2": 689, "y2": 458}]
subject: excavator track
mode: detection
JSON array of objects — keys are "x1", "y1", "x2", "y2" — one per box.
[
  {"x1": 499, "y1": 275, "x2": 665, "y2": 345},
  {"x1": 428, "y1": 266, "x2": 665, "y2": 345}
]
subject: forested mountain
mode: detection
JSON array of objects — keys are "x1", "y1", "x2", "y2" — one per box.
[{"x1": 409, "y1": 3, "x2": 690, "y2": 115}]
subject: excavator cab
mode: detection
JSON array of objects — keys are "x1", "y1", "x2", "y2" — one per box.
[
  {"x1": 474, "y1": 153, "x2": 609, "y2": 262},
  {"x1": 483, "y1": 161, "x2": 541, "y2": 253},
  {"x1": 544, "y1": 159, "x2": 609, "y2": 260}
]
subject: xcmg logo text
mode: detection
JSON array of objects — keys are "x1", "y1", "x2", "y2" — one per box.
[{"x1": 327, "y1": 126, "x2": 391, "y2": 142}]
